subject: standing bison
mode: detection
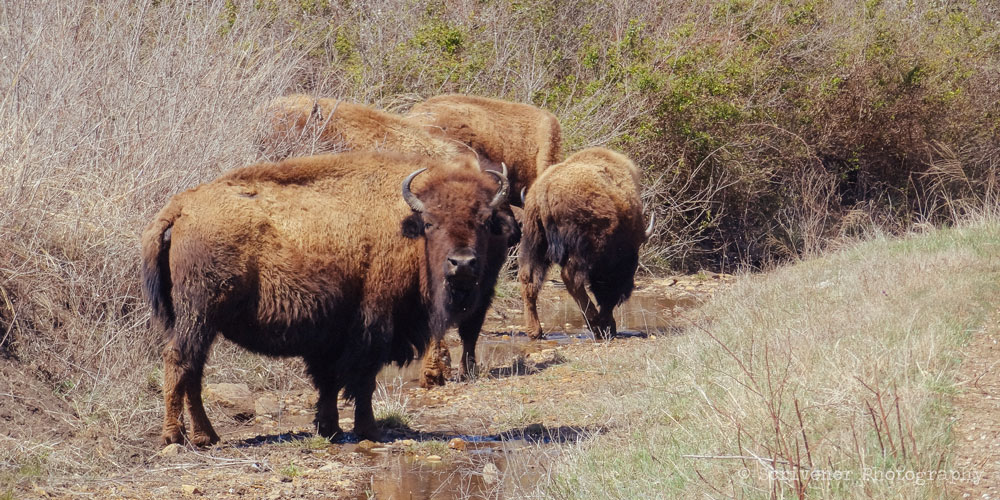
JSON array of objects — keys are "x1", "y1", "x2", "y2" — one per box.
[
  {"x1": 407, "y1": 94, "x2": 562, "y2": 206},
  {"x1": 141, "y1": 151, "x2": 511, "y2": 445},
  {"x1": 518, "y1": 148, "x2": 654, "y2": 339},
  {"x1": 259, "y1": 94, "x2": 518, "y2": 385},
  {"x1": 259, "y1": 94, "x2": 478, "y2": 168}
]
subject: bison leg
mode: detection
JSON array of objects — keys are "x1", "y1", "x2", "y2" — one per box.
[
  {"x1": 184, "y1": 356, "x2": 220, "y2": 447},
  {"x1": 561, "y1": 266, "x2": 601, "y2": 336},
  {"x1": 161, "y1": 316, "x2": 219, "y2": 446},
  {"x1": 305, "y1": 357, "x2": 343, "y2": 440},
  {"x1": 161, "y1": 343, "x2": 187, "y2": 446},
  {"x1": 420, "y1": 339, "x2": 451, "y2": 388},
  {"x1": 348, "y1": 373, "x2": 382, "y2": 442},
  {"x1": 457, "y1": 307, "x2": 490, "y2": 380}
]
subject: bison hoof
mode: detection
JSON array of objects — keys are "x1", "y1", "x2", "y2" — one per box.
[
  {"x1": 192, "y1": 431, "x2": 220, "y2": 447},
  {"x1": 354, "y1": 424, "x2": 383, "y2": 442},
  {"x1": 316, "y1": 421, "x2": 344, "y2": 441},
  {"x1": 161, "y1": 426, "x2": 186, "y2": 446}
]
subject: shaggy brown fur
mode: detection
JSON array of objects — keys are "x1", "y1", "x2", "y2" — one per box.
[
  {"x1": 259, "y1": 94, "x2": 478, "y2": 168},
  {"x1": 259, "y1": 94, "x2": 517, "y2": 387},
  {"x1": 141, "y1": 151, "x2": 513, "y2": 445},
  {"x1": 518, "y1": 148, "x2": 649, "y2": 339},
  {"x1": 407, "y1": 94, "x2": 562, "y2": 206}
]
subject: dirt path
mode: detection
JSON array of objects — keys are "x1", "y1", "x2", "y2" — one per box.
[
  {"x1": 950, "y1": 310, "x2": 1000, "y2": 498},
  {"x1": 9, "y1": 274, "x2": 729, "y2": 499}
]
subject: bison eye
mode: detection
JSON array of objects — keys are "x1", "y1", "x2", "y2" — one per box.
[{"x1": 424, "y1": 222, "x2": 434, "y2": 230}]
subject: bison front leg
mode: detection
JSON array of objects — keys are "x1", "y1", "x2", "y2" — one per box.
[
  {"x1": 560, "y1": 266, "x2": 601, "y2": 337},
  {"x1": 420, "y1": 339, "x2": 452, "y2": 388},
  {"x1": 457, "y1": 308, "x2": 489, "y2": 380},
  {"x1": 348, "y1": 374, "x2": 382, "y2": 442},
  {"x1": 304, "y1": 357, "x2": 343, "y2": 440}
]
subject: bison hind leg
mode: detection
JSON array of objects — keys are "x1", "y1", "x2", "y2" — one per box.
[{"x1": 161, "y1": 314, "x2": 219, "y2": 446}]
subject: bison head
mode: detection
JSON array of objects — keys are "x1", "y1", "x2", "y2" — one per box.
[{"x1": 400, "y1": 166, "x2": 512, "y2": 320}]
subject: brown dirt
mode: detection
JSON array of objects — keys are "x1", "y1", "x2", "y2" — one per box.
[{"x1": 949, "y1": 309, "x2": 1000, "y2": 497}]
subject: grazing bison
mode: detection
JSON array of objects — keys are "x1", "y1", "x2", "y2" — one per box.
[
  {"x1": 259, "y1": 94, "x2": 477, "y2": 168},
  {"x1": 141, "y1": 151, "x2": 512, "y2": 445},
  {"x1": 407, "y1": 94, "x2": 562, "y2": 206},
  {"x1": 518, "y1": 148, "x2": 654, "y2": 339}
]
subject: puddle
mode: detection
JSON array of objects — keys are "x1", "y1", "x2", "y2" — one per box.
[
  {"x1": 358, "y1": 439, "x2": 556, "y2": 500},
  {"x1": 378, "y1": 284, "x2": 697, "y2": 389}
]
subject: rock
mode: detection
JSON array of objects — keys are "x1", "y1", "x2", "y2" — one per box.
[
  {"x1": 425, "y1": 454, "x2": 442, "y2": 462},
  {"x1": 397, "y1": 439, "x2": 416, "y2": 447},
  {"x1": 482, "y1": 462, "x2": 500, "y2": 485},
  {"x1": 370, "y1": 447, "x2": 389, "y2": 453},
  {"x1": 181, "y1": 484, "x2": 201, "y2": 495},
  {"x1": 157, "y1": 443, "x2": 185, "y2": 457},
  {"x1": 448, "y1": 437, "x2": 467, "y2": 451},
  {"x1": 319, "y1": 462, "x2": 341, "y2": 472},
  {"x1": 356, "y1": 440, "x2": 377, "y2": 451},
  {"x1": 255, "y1": 394, "x2": 281, "y2": 416},
  {"x1": 205, "y1": 382, "x2": 253, "y2": 407}
]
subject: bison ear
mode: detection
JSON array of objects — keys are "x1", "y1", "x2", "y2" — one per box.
[
  {"x1": 401, "y1": 213, "x2": 425, "y2": 239},
  {"x1": 490, "y1": 209, "x2": 521, "y2": 245}
]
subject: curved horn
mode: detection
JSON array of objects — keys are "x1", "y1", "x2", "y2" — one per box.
[
  {"x1": 520, "y1": 187, "x2": 526, "y2": 205},
  {"x1": 401, "y1": 168, "x2": 427, "y2": 213},
  {"x1": 486, "y1": 164, "x2": 510, "y2": 209},
  {"x1": 644, "y1": 210, "x2": 656, "y2": 239}
]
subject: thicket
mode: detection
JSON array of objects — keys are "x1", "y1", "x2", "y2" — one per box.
[{"x1": 0, "y1": 0, "x2": 997, "y2": 487}]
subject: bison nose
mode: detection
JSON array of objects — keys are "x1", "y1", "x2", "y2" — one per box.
[{"x1": 445, "y1": 248, "x2": 478, "y2": 276}]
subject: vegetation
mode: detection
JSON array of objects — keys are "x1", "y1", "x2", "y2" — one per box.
[
  {"x1": 0, "y1": 0, "x2": 997, "y2": 496},
  {"x1": 544, "y1": 218, "x2": 1000, "y2": 498}
]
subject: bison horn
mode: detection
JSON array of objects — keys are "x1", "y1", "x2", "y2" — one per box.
[
  {"x1": 486, "y1": 163, "x2": 509, "y2": 209},
  {"x1": 645, "y1": 211, "x2": 656, "y2": 239},
  {"x1": 520, "y1": 187, "x2": 526, "y2": 205},
  {"x1": 402, "y1": 168, "x2": 427, "y2": 213}
]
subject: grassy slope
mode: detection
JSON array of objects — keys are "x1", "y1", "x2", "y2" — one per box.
[{"x1": 545, "y1": 219, "x2": 1000, "y2": 498}]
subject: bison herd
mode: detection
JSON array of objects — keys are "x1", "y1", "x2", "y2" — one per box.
[{"x1": 141, "y1": 94, "x2": 653, "y2": 446}]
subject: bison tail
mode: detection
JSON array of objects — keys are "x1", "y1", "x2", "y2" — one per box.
[{"x1": 141, "y1": 200, "x2": 182, "y2": 331}]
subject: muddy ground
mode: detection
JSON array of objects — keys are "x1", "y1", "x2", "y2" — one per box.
[{"x1": 7, "y1": 273, "x2": 731, "y2": 500}]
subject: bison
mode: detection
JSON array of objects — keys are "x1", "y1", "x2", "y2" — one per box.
[
  {"x1": 518, "y1": 148, "x2": 654, "y2": 339},
  {"x1": 259, "y1": 94, "x2": 478, "y2": 168},
  {"x1": 141, "y1": 151, "x2": 512, "y2": 445},
  {"x1": 259, "y1": 95, "x2": 519, "y2": 385},
  {"x1": 407, "y1": 94, "x2": 562, "y2": 206}
]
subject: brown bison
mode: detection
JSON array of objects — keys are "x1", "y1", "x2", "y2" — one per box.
[
  {"x1": 518, "y1": 148, "x2": 654, "y2": 339},
  {"x1": 259, "y1": 94, "x2": 477, "y2": 168},
  {"x1": 407, "y1": 94, "x2": 562, "y2": 206},
  {"x1": 259, "y1": 94, "x2": 517, "y2": 386},
  {"x1": 141, "y1": 151, "x2": 512, "y2": 445}
]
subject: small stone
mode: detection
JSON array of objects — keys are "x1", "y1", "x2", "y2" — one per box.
[
  {"x1": 319, "y1": 462, "x2": 340, "y2": 472},
  {"x1": 370, "y1": 447, "x2": 389, "y2": 453},
  {"x1": 181, "y1": 484, "x2": 201, "y2": 495},
  {"x1": 426, "y1": 454, "x2": 442, "y2": 461},
  {"x1": 357, "y1": 440, "x2": 376, "y2": 451},
  {"x1": 157, "y1": 443, "x2": 185, "y2": 457},
  {"x1": 482, "y1": 462, "x2": 500, "y2": 484},
  {"x1": 205, "y1": 383, "x2": 253, "y2": 408},
  {"x1": 448, "y1": 438, "x2": 467, "y2": 451},
  {"x1": 397, "y1": 439, "x2": 416, "y2": 447}
]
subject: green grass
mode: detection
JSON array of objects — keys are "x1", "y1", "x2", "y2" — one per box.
[{"x1": 544, "y1": 219, "x2": 1000, "y2": 498}]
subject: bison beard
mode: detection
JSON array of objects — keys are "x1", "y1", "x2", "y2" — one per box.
[{"x1": 141, "y1": 152, "x2": 511, "y2": 446}]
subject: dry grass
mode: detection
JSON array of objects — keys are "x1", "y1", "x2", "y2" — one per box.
[{"x1": 541, "y1": 219, "x2": 1000, "y2": 498}]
